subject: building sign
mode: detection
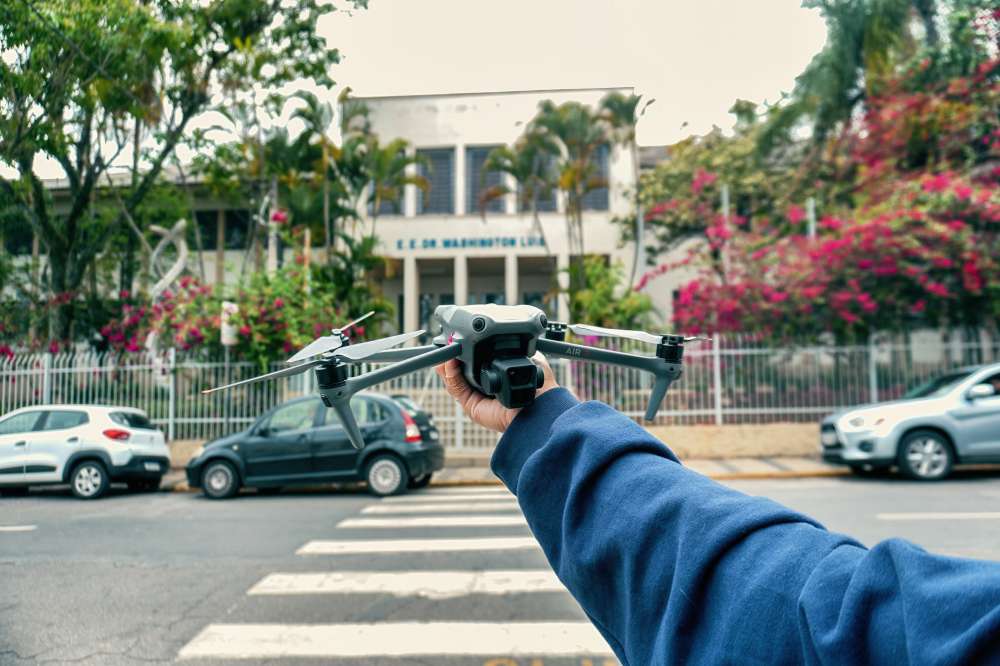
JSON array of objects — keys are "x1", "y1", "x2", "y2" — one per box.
[{"x1": 395, "y1": 235, "x2": 546, "y2": 251}]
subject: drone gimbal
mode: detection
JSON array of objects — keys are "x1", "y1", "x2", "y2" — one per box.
[{"x1": 204, "y1": 304, "x2": 702, "y2": 450}]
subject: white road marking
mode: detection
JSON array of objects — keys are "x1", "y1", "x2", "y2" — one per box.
[
  {"x1": 337, "y1": 515, "x2": 527, "y2": 528},
  {"x1": 412, "y1": 486, "x2": 509, "y2": 495},
  {"x1": 361, "y1": 501, "x2": 519, "y2": 514},
  {"x1": 297, "y1": 536, "x2": 540, "y2": 555},
  {"x1": 177, "y1": 622, "x2": 613, "y2": 659},
  {"x1": 0, "y1": 525, "x2": 37, "y2": 532},
  {"x1": 382, "y1": 492, "x2": 513, "y2": 503},
  {"x1": 248, "y1": 570, "x2": 563, "y2": 599},
  {"x1": 877, "y1": 512, "x2": 1000, "y2": 521}
]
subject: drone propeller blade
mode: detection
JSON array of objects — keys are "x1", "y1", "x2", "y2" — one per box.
[
  {"x1": 286, "y1": 335, "x2": 341, "y2": 364},
  {"x1": 569, "y1": 323, "x2": 662, "y2": 345},
  {"x1": 286, "y1": 311, "x2": 378, "y2": 364},
  {"x1": 332, "y1": 330, "x2": 424, "y2": 361},
  {"x1": 202, "y1": 360, "x2": 319, "y2": 394},
  {"x1": 336, "y1": 310, "x2": 375, "y2": 334}
]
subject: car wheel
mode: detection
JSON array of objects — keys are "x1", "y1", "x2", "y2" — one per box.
[
  {"x1": 201, "y1": 460, "x2": 240, "y2": 499},
  {"x1": 71, "y1": 461, "x2": 109, "y2": 499},
  {"x1": 408, "y1": 473, "x2": 432, "y2": 489},
  {"x1": 366, "y1": 455, "x2": 409, "y2": 497},
  {"x1": 897, "y1": 430, "x2": 954, "y2": 481}
]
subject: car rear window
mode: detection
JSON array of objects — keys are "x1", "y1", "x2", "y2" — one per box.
[
  {"x1": 391, "y1": 396, "x2": 422, "y2": 414},
  {"x1": 110, "y1": 411, "x2": 156, "y2": 430},
  {"x1": 40, "y1": 410, "x2": 89, "y2": 430}
]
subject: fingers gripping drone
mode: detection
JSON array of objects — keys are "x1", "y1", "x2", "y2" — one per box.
[{"x1": 203, "y1": 304, "x2": 705, "y2": 450}]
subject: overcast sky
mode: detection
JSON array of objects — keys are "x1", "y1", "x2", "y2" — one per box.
[{"x1": 320, "y1": 0, "x2": 828, "y2": 146}]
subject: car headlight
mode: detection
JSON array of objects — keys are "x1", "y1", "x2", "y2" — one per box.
[
  {"x1": 848, "y1": 416, "x2": 866, "y2": 428},
  {"x1": 848, "y1": 416, "x2": 885, "y2": 429}
]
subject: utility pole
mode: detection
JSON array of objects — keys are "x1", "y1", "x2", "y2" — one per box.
[{"x1": 266, "y1": 176, "x2": 279, "y2": 275}]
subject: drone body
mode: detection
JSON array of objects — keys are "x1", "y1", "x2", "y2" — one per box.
[{"x1": 204, "y1": 304, "x2": 702, "y2": 450}]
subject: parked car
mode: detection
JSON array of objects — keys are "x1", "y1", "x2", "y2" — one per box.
[
  {"x1": 821, "y1": 363, "x2": 1000, "y2": 480},
  {"x1": 185, "y1": 392, "x2": 444, "y2": 499},
  {"x1": 0, "y1": 405, "x2": 169, "y2": 499}
]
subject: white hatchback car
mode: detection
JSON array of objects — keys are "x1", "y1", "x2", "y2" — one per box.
[{"x1": 0, "y1": 405, "x2": 170, "y2": 499}]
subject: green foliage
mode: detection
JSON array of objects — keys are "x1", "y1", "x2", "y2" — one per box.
[{"x1": 566, "y1": 256, "x2": 654, "y2": 330}]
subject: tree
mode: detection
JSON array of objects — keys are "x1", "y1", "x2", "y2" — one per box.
[
  {"x1": 600, "y1": 91, "x2": 654, "y2": 286},
  {"x1": 0, "y1": 0, "x2": 363, "y2": 341},
  {"x1": 360, "y1": 136, "x2": 427, "y2": 241},
  {"x1": 566, "y1": 256, "x2": 654, "y2": 330}
]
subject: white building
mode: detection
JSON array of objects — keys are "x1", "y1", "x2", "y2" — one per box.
[{"x1": 354, "y1": 87, "x2": 675, "y2": 333}]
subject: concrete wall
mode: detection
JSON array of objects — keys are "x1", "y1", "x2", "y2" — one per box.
[{"x1": 645, "y1": 423, "x2": 819, "y2": 459}]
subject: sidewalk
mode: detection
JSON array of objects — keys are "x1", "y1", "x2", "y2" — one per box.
[{"x1": 163, "y1": 455, "x2": 847, "y2": 492}]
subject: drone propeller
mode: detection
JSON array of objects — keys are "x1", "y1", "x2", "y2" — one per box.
[
  {"x1": 568, "y1": 323, "x2": 707, "y2": 346},
  {"x1": 286, "y1": 311, "x2": 375, "y2": 364},
  {"x1": 202, "y1": 329, "x2": 423, "y2": 395}
]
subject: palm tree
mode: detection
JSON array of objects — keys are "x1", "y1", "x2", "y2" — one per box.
[
  {"x1": 360, "y1": 136, "x2": 428, "y2": 241},
  {"x1": 479, "y1": 132, "x2": 559, "y2": 252},
  {"x1": 528, "y1": 100, "x2": 611, "y2": 293},
  {"x1": 291, "y1": 92, "x2": 336, "y2": 255},
  {"x1": 600, "y1": 91, "x2": 654, "y2": 288}
]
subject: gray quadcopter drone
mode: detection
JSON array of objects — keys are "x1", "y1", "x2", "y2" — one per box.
[{"x1": 204, "y1": 304, "x2": 703, "y2": 449}]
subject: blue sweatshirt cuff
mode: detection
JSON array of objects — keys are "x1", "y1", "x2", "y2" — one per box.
[{"x1": 491, "y1": 387, "x2": 579, "y2": 491}]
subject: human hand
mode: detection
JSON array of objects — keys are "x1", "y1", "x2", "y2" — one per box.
[{"x1": 435, "y1": 353, "x2": 559, "y2": 433}]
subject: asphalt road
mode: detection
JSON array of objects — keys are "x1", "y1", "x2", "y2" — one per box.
[{"x1": 3, "y1": 472, "x2": 1000, "y2": 665}]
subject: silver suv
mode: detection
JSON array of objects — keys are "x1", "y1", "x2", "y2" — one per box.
[
  {"x1": 821, "y1": 363, "x2": 1000, "y2": 480},
  {"x1": 0, "y1": 405, "x2": 170, "y2": 499}
]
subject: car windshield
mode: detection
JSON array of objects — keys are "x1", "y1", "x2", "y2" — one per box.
[{"x1": 902, "y1": 370, "x2": 975, "y2": 399}]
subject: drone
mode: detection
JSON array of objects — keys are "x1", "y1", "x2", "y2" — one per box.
[{"x1": 204, "y1": 304, "x2": 704, "y2": 450}]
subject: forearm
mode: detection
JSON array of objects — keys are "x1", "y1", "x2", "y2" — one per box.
[{"x1": 492, "y1": 390, "x2": 1000, "y2": 664}]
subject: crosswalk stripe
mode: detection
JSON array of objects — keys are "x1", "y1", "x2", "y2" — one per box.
[
  {"x1": 297, "y1": 536, "x2": 540, "y2": 555},
  {"x1": 338, "y1": 515, "x2": 528, "y2": 528},
  {"x1": 248, "y1": 570, "x2": 563, "y2": 598},
  {"x1": 0, "y1": 525, "x2": 36, "y2": 532},
  {"x1": 361, "y1": 501, "x2": 519, "y2": 514},
  {"x1": 382, "y1": 492, "x2": 514, "y2": 503},
  {"x1": 414, "y1": 486, "x2": 509, "y2": 494},
  {"x1": 177, "y1": 622, "x2": 614, "y2": 659}
]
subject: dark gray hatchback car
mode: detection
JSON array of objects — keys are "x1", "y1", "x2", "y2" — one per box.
[{"x1": 185, "y1": 392, "x2": 443, "y2": 498}]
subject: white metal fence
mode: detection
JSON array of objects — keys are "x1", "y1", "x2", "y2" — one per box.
[{"x1": 2, "y1": 331, "x2": 998, "y2": 448}]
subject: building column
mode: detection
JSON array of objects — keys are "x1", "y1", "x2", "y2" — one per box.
[
  {"x1": 404, "y1": 147, "x2": 417, "y2": 217},
  {"x1": 557, "y1": 252, "x2": 570, "y2": 322},
  {"x1": 215, "y1": 209, "x2": 225, "y2": 286},
  {"x1": 404, "y1": 256, "x2": 419, "y2": 334},
  {"x1": 504, "y1": 254, "x2": 518, "y2": 306},
  {"x1": 454, "y1": 254, "x2": 468, "y2": 305}
]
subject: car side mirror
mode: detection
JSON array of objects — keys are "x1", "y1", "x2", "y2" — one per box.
[
  {"x1": 968, "y1": 384, "x2": 996, "y2": 401},
  {"x1": 256, "y1": 425, "x2": 272, "y2": 437}
]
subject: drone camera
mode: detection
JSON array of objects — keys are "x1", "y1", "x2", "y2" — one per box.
[{"x1": 481, "y1": 357, "x2": 544, "y2": 408}]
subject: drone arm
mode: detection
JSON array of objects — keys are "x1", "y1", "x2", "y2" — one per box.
[
  {"x1": 322, "y1": 344, "x2": 462, "y2": 449},
  {"x1": 536, "y1": 338, "x2": 681, "y2": 420}
]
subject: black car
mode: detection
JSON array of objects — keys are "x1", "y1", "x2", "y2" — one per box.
[{"x1": 185, "y1": 392, "x2": 443, "y2": 499}]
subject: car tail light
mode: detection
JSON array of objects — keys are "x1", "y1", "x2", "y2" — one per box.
[
  {"x1": 400, "y1": 409, "x2": 422, "y2": 443},
  {"x1": 102, "y1": 429, "x2": 130, "y2": 441}
]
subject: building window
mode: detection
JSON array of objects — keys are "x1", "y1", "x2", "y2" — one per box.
[
  {"x1": 224, "y1": 210, "x2": 250, "y2": 249},
  {"x1": 194, "y1": 210, "x2": 218, "y2": 251},
  {"x1": 416, "y1": 148, "x2": 455, "y2": 215},
  {"x1": 518, "y1": 154, "x2": 557, "y2": 213},
  {"x1": 581, "y1": 144, "x2": 610, "y2": 211},
  {"x1": 465, "y1": 145, "x2": 504, "y2": 215}
]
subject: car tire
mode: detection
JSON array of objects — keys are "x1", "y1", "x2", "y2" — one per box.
[
  {"x1": 897, "y1": 430, "x2": 954, "y2": 481},
  {"x1": 128, "y1": 478, "x2": 161, "y2": 492},
  {"x1": 201, "y1": 460, "x2": 240, "y2": 499},
  {"x1": 70, "y1": 461, "x2": 110, "y2": 500},
  {"x1": 408, "y1": 473, "x2": 432, "y2": 489},
  {"x1": 366, "y1": 455, "x2": 409, "y2": 497}
]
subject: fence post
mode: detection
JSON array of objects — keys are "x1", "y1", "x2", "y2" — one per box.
[
  {"x1": 454, "y1": 400, "x2": 464, "y2": 450},
  {"x1": 42, "y1": 353, "x2": 52, "y2": 403},
  {"x1": 712, "y1": 335, "x2": 723, "y2": 425},
  {"x1": 868, "y1": 335, "x2": 879, "y2": 404},
  {"x1": 167, "y1": 348, "x2": 177, "y2": 442}
]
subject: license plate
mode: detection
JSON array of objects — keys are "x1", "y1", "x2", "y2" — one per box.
[
  {"x1": 821, "y1": 431, "x2": 838, "y2": 446},
  {"x1": 143, "y1": 462, "x2": 161, "y2": 472}
]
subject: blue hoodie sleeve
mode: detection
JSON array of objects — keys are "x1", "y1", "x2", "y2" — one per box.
[{"x1": 492, "y1": 389, "x2": 1000, "y2": 666}]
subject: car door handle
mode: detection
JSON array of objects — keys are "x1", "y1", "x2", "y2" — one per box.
[
  {"x1": 66, "y1": 436, "x2": 79, "y2": 443},
  {"x1": 13, "y1": 440, "x2": 25, "y2": 447}
]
